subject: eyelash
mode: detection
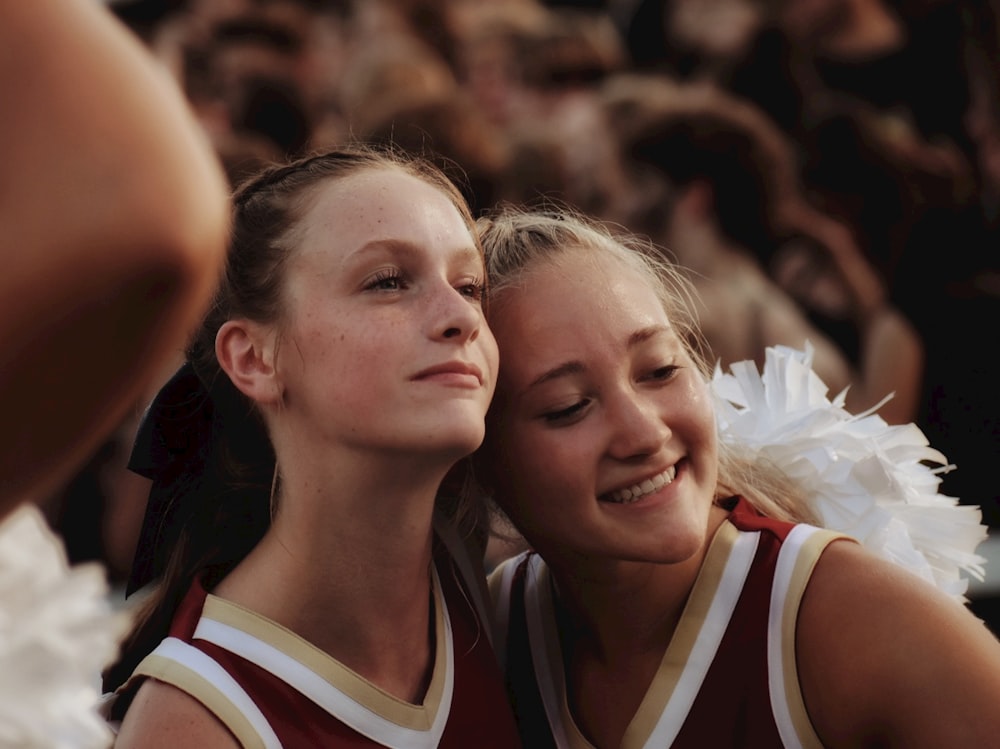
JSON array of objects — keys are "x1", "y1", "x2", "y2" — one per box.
[
  {"x1": 364, "y1": 271, "x2": 485, "y2": 301},
  {"x1": 540, "y1": 365, "x2": 681, "y2": 424},
  {"x1": 543, "y1": 399, "x2": 591, "y2": 424},
  {"x1": 365, "y1": 269, "x2": 406, "y2": 292},
  {"x1": 458, "y1": 279, "x2": 485, "y2": 301},
  {"x1": 645, "y1": 365, "x2": 680, "y2": 382}
]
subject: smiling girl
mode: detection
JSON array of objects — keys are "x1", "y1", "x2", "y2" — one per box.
[
  {"x1": 478, "y1": 207, "x2": 1000, "y2": 748},
  {"x1": 103, "y1": 147, "x2": 521, "y2": 748}
]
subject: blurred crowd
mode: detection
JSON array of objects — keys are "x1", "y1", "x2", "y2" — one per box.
[{"x1": 48, "y1": 0, "x2": 1000, "y2": 583}]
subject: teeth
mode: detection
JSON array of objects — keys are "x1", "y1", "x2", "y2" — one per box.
[{"x1": 604, "y1": 466, "x2": 676, "y2": 504}]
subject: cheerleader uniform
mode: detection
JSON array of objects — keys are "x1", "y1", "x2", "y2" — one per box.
[
  {"x1": 114, "y1": 536, "x2": 522, "y2": 749},
  {"x1": 489, "y1": 497, "x2": 848, "y2": 749}
]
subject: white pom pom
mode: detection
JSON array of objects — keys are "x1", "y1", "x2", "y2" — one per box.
[
  {"x1": 0, "y1": 504, "x2": 130, "y2": 748},
  {"x1": 712, "y1": 344, "x2": 988, "y2": 600}
]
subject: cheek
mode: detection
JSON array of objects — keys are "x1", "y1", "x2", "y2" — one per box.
[
  {"x1": 284, "y1": 316, "x2": 395, "y2": 399},
  {"x1": 683, "y1": 387, "x2": 720, "y2": 475},
  {"x1": 690, "y1": 394, "x2": 717, "y2": 440},
  {"x1": 680, "y1": 376, "x2": 717, "y2": 429}
]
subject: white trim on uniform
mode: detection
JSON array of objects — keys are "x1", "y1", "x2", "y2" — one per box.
[
  {"x1": 768, "y1": 524, "x2": 836, "y2": 749},
  {"x1": 642, "y1": 529, "x2": 760, "y2": 748},
  {"x1": 144, "y1": 637, "x2": 283, "y2": 749},
  {"x1": 193, "y1": 592, "x2": 455, "y2": 749}
]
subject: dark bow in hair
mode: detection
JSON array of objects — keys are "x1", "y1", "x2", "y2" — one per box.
[{"x1": 126, "y1": 362, "x2": 214, "y2": 596}]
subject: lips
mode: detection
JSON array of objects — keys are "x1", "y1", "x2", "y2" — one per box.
[
  {"x1": 601, "y1": 465, "x2": 677, "y2": 504},
  {"x1": 412, "y1": 361, "x2": 484, "y2": 386}
]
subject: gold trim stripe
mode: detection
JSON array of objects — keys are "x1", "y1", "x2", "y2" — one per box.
[
  {"x1": 200, "y1": 571, "x2": 447, "y2": 728},
  {"x1": 135, "y1": 652, "x2": 268, "y2": 749}
]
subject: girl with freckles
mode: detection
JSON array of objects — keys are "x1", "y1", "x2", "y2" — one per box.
[
  {"x1": 102, "y1": 147, "x2": 522, "y2": 748},
  {"x1": 476, "y1": 207, "x2": 1000, "y2": 749}
]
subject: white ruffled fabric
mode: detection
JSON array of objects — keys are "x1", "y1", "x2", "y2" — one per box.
[
  {"x1": 0, "y1": 503, "x2": 130, "y2": 749},
  {"x1": 712, "y1": 343, "x2": 988, "y2": 601}
]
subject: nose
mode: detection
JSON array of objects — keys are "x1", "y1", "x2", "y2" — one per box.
[
  {"x1": 429, "y1": 282, "x2": 483, "y2": 344},
  {"x1": 605, "y1": 389, "x2": 669, "y2": 461}
]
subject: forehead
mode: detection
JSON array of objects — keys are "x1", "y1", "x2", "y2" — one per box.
[
  {"x1": 493, "y1": 249, "x2": 665, "y2": 322},
  {"x1": 292, "y1": 167, "x2": 473, "y2": 264},
  {"x1": 490, "y1": 251, "x2": 675, "y2": 376}
]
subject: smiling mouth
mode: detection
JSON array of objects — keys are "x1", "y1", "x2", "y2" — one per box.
[{"x1": 601, "y1": 466, "x2": 677, "y2": 504}]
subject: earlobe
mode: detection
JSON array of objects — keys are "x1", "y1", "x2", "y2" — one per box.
[{"x1": 216, "y1": 320, "x2": 282, "y2": 405}]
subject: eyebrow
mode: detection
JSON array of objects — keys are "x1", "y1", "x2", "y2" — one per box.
[
  {"x1": 524, "y1": 325, "x2": 671, "y2": 391},
  {"x1": 345, "y1": 238, "x2": 481, "y2": 265}
]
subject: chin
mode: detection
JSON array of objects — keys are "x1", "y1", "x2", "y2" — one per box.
[
  {"x1": 653, "y1": 539, "x2": 704, "y2": 565},
  {"x1": 426, "y1": 425, "x2": 487, "y2": 459},
  {"x1": 632, "y1": 521, "x2": 707, "y2": 565}
]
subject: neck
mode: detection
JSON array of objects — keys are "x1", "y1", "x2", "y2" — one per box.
[
  {"x1": 547, "y1": 503, "x2": 730, "y2": 663},
  {"x1": 229, "y1": 450, "x2": 445, "y2": 591},
  {"x1": 540, "y1": 504, "x2": 730, "y2": 748},
  {"x1": 213, "y1": 448, "x2": 453, "y2": 701},
  {"x1": 540, "y1": 550, "x2": 708, "y2": 749},
  {"x1": 550, "y1": 558, "x2": 697, "y2": 666}
]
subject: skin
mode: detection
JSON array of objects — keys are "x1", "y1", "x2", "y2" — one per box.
[
  {"x1": 797, "y1": 540, "x2": 1000, "y2": 748},
  {"x1": 260, "y1": 168, "x2": 496, "y2": 461},
  {"x1": 115, "y1": 167, "x2": 498, "y2": 747},
  {"x1": 484, "y1": 252, "x2": 721, "y2": 572},
  {"x1": 0, "y1": 1, "x2": 229, "y2": 515},
  {"x1": 482, "y1": 246, "x2": 1000, "y2": 748}
]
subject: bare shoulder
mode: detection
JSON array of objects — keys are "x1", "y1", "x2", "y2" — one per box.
[
  {"x1": 114, "y1": 678, "x2": 241, "y2": 749},
  {"x1": 796, "y1": 539, "x2": 1000, "y2": 748}
]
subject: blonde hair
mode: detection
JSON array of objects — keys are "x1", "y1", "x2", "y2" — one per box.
[{"x1": 477, "y1": 205, "x2": 817, "y2": 524}]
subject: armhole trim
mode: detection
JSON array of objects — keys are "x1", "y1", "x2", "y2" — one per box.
[
  {"x1": 768, "y1": 527, "x2": 849, "y2": 749},
  {"x1": 134, "y1": 637, "x2": 282, "y2": 749}
]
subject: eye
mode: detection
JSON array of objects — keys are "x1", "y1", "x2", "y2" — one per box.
[
  {"x1": 457, "y1": 279, "x2": 485, "y2": 301},
  {"x1": 542, "y1": 398, "x2": 591, "y2": 424},
  {"x1": 364, "y1": 269, "x2": 407, "y2": 292},
  {"x1": 643, "y1": 365, "x2": 681, "y2": 383}
]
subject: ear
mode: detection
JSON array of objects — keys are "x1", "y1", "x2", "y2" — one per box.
[{"x1": 216, "y1": 319, "x2": 282, "y2": 406}]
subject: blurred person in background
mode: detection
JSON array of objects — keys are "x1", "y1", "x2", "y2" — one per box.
[{"x1": 598, "y1": 74, "x2": 924, "y2": 425}]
